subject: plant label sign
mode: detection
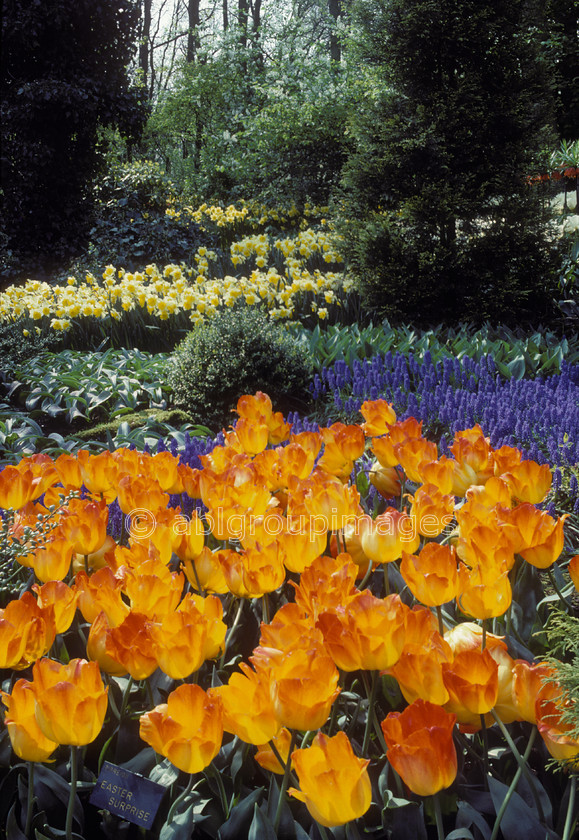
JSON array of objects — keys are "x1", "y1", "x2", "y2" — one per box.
[{"x1": 90, "y1": 761, "x2": 165, "y2": 828}]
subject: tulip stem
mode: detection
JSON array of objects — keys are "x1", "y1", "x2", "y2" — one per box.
[
  {"x1": 383, "y1": 565, "x2": 390, "y2": 598},
  {"x1": 262, "y1": 593, "x2": 270, "y2": 625},
  {"x1": 562, "y1": 775, "x2": 577, "y2": 840},
  {"x1": 433, "y1": 793, "x2": 445, "y2": 840},
  {"x1": 66, "y1": 746, "x2": 78, "y2": 840},
  {"x1": 490, "y1": 709, "x2": 545, "y2": 825},
  {"x1": 268, "y1": 739, "x2": 299, "y2": 787},
  {"x1": 189, "y1": 558, "x2": 205, "y2": 597},
  {"x1": 362, "y1": 671, "x2": 379, "y2": 757},
  {"x1": 166, "y1": 774, "x2": 194, "y2": 824},
  {"x1": 316, "y1": 824, "x2": 331, "y2": 840},
  {"x1": 547, "y1": 567, "x2": 574, "y2": 611},
  {"x1": 490, "y1": 726, "x2": 536, "y2": 840},
  {"x1": 480, "y1": 715, "x2": 490, "y2": 781},
  {"x1": 481, "y1": 620, "x2": 487, "y2": 651},
  {"x1": 273, "y1": 730, "x2": 297, "y2": 833},
  {"x1": 436, "y1": 605, "x2": 444, "y2": 637},
  {"x1": 25, "y1": 762, "x2": 34, "y2": 839},
  {"x1": 358, "y1": 555, "x2": 373, "y2": 591},
  {"x1": 220, "y1": 598, "x2": 245, "y2": 670},
  {"x1": 119, "y1": 676, "x2": 134, "y2": 720}
]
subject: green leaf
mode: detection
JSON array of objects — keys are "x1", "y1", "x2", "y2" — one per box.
[
  {"x1": 248, "y1": 804, "x2": 277, "y2": 840},
  {"x1": 506, "y1": 355, "x2": 526, "y2": 380},
  {"x1": 6, "y1": 803, "x2": 27, "y2": 840},
  {"x1": 218, "y1": 788, "x2": 264, "y2": 840},
  {"x1": 487, "y1": 776, "x2": 555, "y2": 840}
]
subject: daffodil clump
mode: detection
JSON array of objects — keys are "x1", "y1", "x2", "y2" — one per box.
[{"x1": 0, "y1": 206, "x2": 357, "y2": 348}]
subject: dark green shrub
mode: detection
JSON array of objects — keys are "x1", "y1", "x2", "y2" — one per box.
[
  {"x1": 0, "y1": 319, "x2": 62, "y2": 377},
  {"x1": 86, "y1": 160, "x2": 213, "y2": 272},
  {"x1": 168, "y1": 308, "x2": 314, "y2": 431}
]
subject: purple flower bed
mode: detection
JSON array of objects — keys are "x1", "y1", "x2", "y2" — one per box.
[{"x1": 299, "y1": 351, "x2": 579, "y2": 512}]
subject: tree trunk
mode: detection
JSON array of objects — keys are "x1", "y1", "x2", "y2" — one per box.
[
  {"x1": 238, "y1": 0, "x2": 248, "y2": 49},
  {"x1": 328, "y1": 0, "x2": 341, "y2": 65},
  {"x1": 187, "y1": 0, "x2": 201, "y2": 63},
  {"x1": 139, "y1": 0, "x2": 152, "y2": 95},
  {"x1": 223, "y1": 0, "x2": 228, "y2": 31}
]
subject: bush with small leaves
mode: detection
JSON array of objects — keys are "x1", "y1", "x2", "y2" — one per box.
[{"x1": 168, "y1": 307, "x2": 314, "y2": 431}]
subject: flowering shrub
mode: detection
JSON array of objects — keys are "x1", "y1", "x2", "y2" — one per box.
[{"x1": 0, "y1": 392, "x2": 577, "y2": 840}]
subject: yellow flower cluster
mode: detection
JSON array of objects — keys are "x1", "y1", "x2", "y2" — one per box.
[
  {"x1": 166, "y1": 199, "x2": 329, "y2": 233},
  {"x1": 0, "y1": 226, "x2": 351, "y2": 333}
]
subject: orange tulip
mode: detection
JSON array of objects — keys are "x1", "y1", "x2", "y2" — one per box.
[
  {"x1": 216, "y1": 542, "x2": 286, "y2": 598},
  {"x1": 266, "y1": 644, "x2": 340, "y2": 731},
  {"x1": 278, "y1": 440, "x2": 318, "y2": 482},
  {"x1": 0, "y1": 464, "x2": 36, "y2": 509},
  {"x1": 512, "y1": 660, "x2": 556, "y2": 724},
  {"x1": 502, "y1": 459, "x2": 552, "y2": 504},
  {"x1": 409, "y1": 483, "x2": 454, "y2": 537},
  {"x1": 105, "y1": 612, "x2": 158, "y2": 680},
  {"x1": 77, "y1": 449, "x2": 119, "y2": 502},
  {"x1": 368, "y1": 461, "x2": 402, "y2": 499},
  {"x1": 150, "y1": 451, "x2": 182, "y2": 493},
  {"x1": 292, "y1": 553, "x2": 359, "y2": 620},
  {"x1": 400, "y1": 543, "x2": 458, "y2": 607},
  {"x1": 388, "y1": 628, "x2": 453, "y2": 706},
  {"x1": 59, "y1": 497, "x2": 108, "y2": 557},
  {"x1": 372, "y1": 417, "x2": 423, "y2": 467},
  {"x1": 31, "y1": 658, "x2": 108, "y2": 746},
  {"x1": 86, "y1": 611, "x2": 128, "y2": 677},
  {"x1": 442, "y1": 649, "x2": 499, "y2": 725},
  {"x1": 318, "y1": 422, "x2": 366, "y2": 478},
  {"x1": 280, "y1": 523, "x2": 328, "y2": 574},
  {"x1": 359, "y1": 508, "x2": 420, "y2": 565},
  {"x1": 381, "y1": 699, "x2": 457, "y2": 796},
  {"x1": 182, "y1": 546, "x2": 229, "y2": 594},
  {"x1": 172, "y1": 510, "x2": 205, "y2": 563},
  {"x1": 0, "y1": 592, "x2": 56, "y2": 670},
  {"x1": 500, "y1": 505, "x2": 568, "y2": 569},
  {"x1": 33, "y1": 536, "x2": 74, "y2": 583},
  {"x1": 255, "y1": 727, "x2": 292, "y2": 774},
  {"x1": 490, "y1": 445, "x2": 522, "y2": 477},
  {"x1": 117, "y1": 473, "x2": 168, "y2": 516},
  {"x1": 417, "y1": 455, "x2": 455, "y2": 495},
  {"x1": 395, "y1": 437, "x2": 438, "y2": 484},
  {"x1": 360, "y1": 398, "x2": 397, "y2": 436},
  {"x1": 289, "y1": 732, "x2": 371, "y2": 828},
  {"x1": 211, "y1": 663, "x2": 280, "y2": 745},
  {"x1": 259, "y1": 602, "x2": 322, "y2": 653},
  {"x1": 32, "y1": 580, "x2": 78, "y2": 635},
  {"x1": 1, "y1": 679, "x2": 58, "y2": 762},
  {"x1": 450, "y1": 425, "x2": 494, "y2": 487},
  {"x1": 457, "y1": 559, "x2": 512, "y2": 620},
  {"x1": 317, "y1": 591, "x2": 406, "y2": 672},
  {"x1": 74, "y1": 567, "x2": 128, "y2": 626},
  {"x1": 234, "y1": 417, "x2": 270, "y2": 455},
  {"x1": 150, "y1": 593, "x2": 226, "y2": 679},
  {"x1": 139, "y1": 683, "x2": 223, "y2": 774},
  {"x1": 302, "y1": 470, "x2": 361, "y2": 533}
]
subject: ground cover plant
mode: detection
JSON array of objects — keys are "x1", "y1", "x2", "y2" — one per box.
[{"x1": 0, "y1": 392, "x2": 578, "y2": 840}]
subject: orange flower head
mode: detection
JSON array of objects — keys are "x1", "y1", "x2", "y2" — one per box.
[
  {"x1": 172, "y1": 510, "x2": 205, "y2": 563},
  {"x1": 292, "y1": 553, "x2": 359, "y2": 619},
  {"x1": 569, "y1": 555, "x2": 579, "y2": 593},
  {"x1": 372, "y1": 417, "x2": 424, "y2": 468},
  {"x1": 536, "y1": 691, "x2": 579, "y2": 764},
  {"x1": 1, "y1": 679, "x2": 58, "y2": 762},
  {"x1": 318, "y1": 422, "x2": 366, "y2": 478},
  {"x1": 255, "y1": 727, "x2": 292, "y2": 774},
  {"x1": 502, "y1": 459, "x2": 552, "y2": 504},
  {"x1": 302, "y1": 470, "x2": 361, "y2": 533},
  {"x1": 72, "y1": 534, "x2": 117, "y2": 575},
  {"x1": 60, "y1": 497, "x2": 108, "y2": 556},
  {"x1": 122, "y1": 565, "x2": 184, "y2": 620},
  {"x1": 400, "y1": 542, "x2": 458, "y2": 607},
  {"x1": 77, "y1": 450, "x2": 120, "y2": 502},
  {"x1": 289, "y1": 430, "x2": 323, "y2": 460},
  {"x1": 0, "y1": 465, "x2": 36, "y2": 510},
  {"x1": 86, "y1": 611, "x2": 128, "y2": 677},
  {"x1": 216, "y1": 542, "x2": 286, "y2": 598},
  {"x1": 211, "y1": 662, "x2": 280, "y2": 745},
  {"x1": 491, "y1": 445, "x2": 522, "y2": 476},
  {"x1": 457, "y1": 560, "x2": 512, "y2": 620},
  {"x1": 360, "y1": 399, "x2": 396, "y2": 436},
  {"x1": 31, "y1": 657, "x2": 108, "y2": 746},
  {"x1": 450, "y1": 425, "x2": 494, "y2": 484},
  {"x1": 368, "y1": 461, "x2": 402, "y2": 499},
  {"x1": 388, "y1": 629, "x2": 453, "y2": 706},
  {"x1": 395, "y1": 437, "x2": 439, "y2": 483},
  {"x1": 279, "y1": 441, "x2": 318, "y2": 484},
  {"x1": 280, "y1": 522, "x2": 328, "y2": 574},
  {"x1": 318, "y1": 591, "x2": 406, "y2": 672},
  {"x1": 234, "y1": 417, "x2": 270, "y2": 455},
  {"x1": 105, "y1": 612, "x2": 158, "y2": 680},
  {"x1": 266, "y1": 411, "x2": 292, "y2": 446},
  {"x1": 182, "y1": 546, "x2": 229, "y2": 594},
  {"x1": 74, "y1": 567, "x2": 128, "y2": 626},
  {"x1": 442, "y1": 648, "x2": 499, "y2": 723},
  {"x1": 140, "y1": 683, "x2": 223, "y2": 774},
  {"x1": 150, "y1": 593, "x2": 225, "y2": 680},
  {"x1": 259, "y1": 602, "x2": 322, "y2": 653},
  {"x1": 53, "y1": 452, "x2": 84, "y2": 491},
  {"x1": 409, "y1": 483, "x2": 455, "y2": 538},
  {"x1": 268, "y1": 644, "x2": 340, "y2": 731},
  {"x1": 32, "y1": 580, "x2": 78, "y2": 635},
  {"x1": 150, "y1": 451, "x2": 182, "y2": 493},
  {"x1": 444, "y1": 621, "x2": 507, "y2": 657},
  {"x1": 359, "y1": 508, "x2": 420, "y2": 565},
  {"x1": 236, "y1": 391, "x2": 273, "y2": 422},
  {"x1": 117, "y1": 473, "x2": 168, "y2": 516},
  {"x1": 417, "y1": 455, "x2": 455, "y2": 495},
  {"x1": 490, "y1": 645, "x2": 519, "y2": 724},
  {"x1": 0, "y1": 592, "x2": 56, "y2": 669},
  {"x1": 289, "y1": 731, "x2": 371, "y2": 828},
  {"x1": 512, "y1": 660, "x2": 556, "y2": 724},
  {"x1": 381, "y1": 700, "x2": 457, "y2": 796},
  {"x1": 33, "y1": 536, "x2": 74, "y2": 583}
]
